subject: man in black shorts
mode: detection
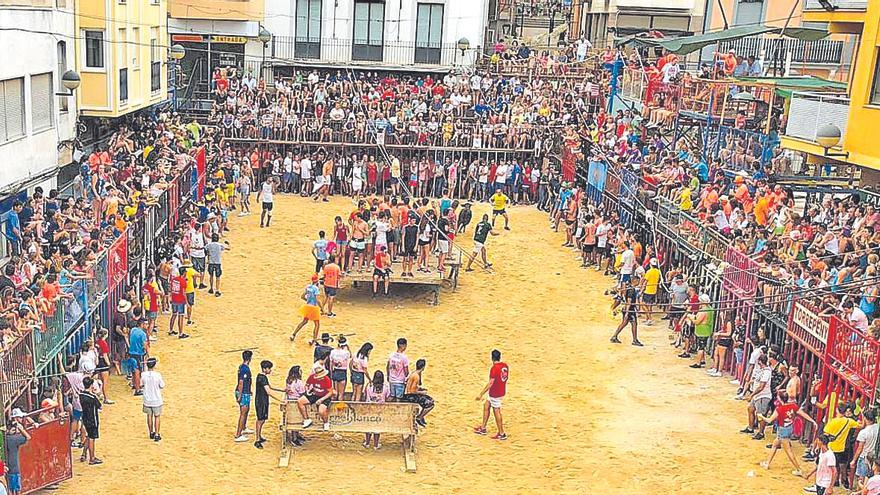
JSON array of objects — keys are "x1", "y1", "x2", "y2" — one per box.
[
  {"x1": 254, "y1": 360, "x2": 281, "y2": 449},
  {"x1": 258, "y1": 177, "x2": 276, "y2": 228},
  {"x1": 79, "y1": 376, "x2": 103, "y2": 464},
  {"x1": 466, "y1": 214, "x2": 498, "y2": 271},
  {"x1": 402, "y1": 358, "x2": 435, "y2": 427},
  {"x1": 297, "y1": 363, "x2": 334, "y2": 431},
  {"x1": 610, "y1": 276, "x2": 643, "y2": 346},
  {"x1": 401, "y1": 212, "x2": 419, "y2": 277}
]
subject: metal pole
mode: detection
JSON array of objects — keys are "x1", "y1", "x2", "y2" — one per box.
[{"x1": 172, "y1": 62, "x2": 177, "y2": 112}]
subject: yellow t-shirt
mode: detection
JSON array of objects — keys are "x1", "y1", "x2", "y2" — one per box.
[
  {"x1": 824, "y1": 417, "x2": 859, "y2": 453},
  {"x1": 644, "y1": 268, "x2": 661, "y2": 295},
  {"x1": 184, "y1": 267, "x2": 197, "y2": 293},
  {"x1": 491, "y1": 193, "x2": 509, "y2": 211},
  {"x1": 679, "y1": 188, "x2": 693, "y2": 211}
]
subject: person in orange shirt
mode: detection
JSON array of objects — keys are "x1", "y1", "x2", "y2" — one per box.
[
  {"x1": 719, "y1": 195, "x2": 733, "y2": 218},
  {"x1": 700, "y1": 185, "x2": 720, "y2": 212},
  {"x1": 322, "y1": 255, "x2": 341, "y2": 318},
  {"x1": 733, "y1": 176, "x2": 753, "y2": 213},
  {"x1": 754, "y1": 194, "x2": 771, "y2": 226}
]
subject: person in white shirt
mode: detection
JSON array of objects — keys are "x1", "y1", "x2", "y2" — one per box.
[
  {"x1": 141, "y1": 357, "x2": 166, "y2": 442},
  {"x1": 300, "y1": 156, "x2": 313, "y2": 197},
  {"x1": 619, "y1": 242, "x2": 636, "y2": 285}
]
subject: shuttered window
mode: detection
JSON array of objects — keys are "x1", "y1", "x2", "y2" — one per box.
[
  {"x1": 0, "y1": 78, "x2": 25, "y2": 142},
  {"x1": 31, "y1": 73, "x2": 53, "y2": 131}
]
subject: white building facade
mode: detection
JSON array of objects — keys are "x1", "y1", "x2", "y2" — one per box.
[
  {"x1": 264, "y1": 0, "x2": 487, "y2": 68},
  {"x1": 0, "y1": 0, "x2": 77, "y2": 193}
]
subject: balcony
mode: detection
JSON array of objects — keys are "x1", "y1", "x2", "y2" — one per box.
[
  {"x1": 271, "y1": 37, "x2": 466, "y2": 68},
  {"x1": 805, "y1": 0, "x2": 866, "y2": 10},
  {"x1": 784, "y1": 91, "x2": 849, "y2": 145},
  {"x1": 718, "y1": 36, "x2": 845, "y2": 66}
]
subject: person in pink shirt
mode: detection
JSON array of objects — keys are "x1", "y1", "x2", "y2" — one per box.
[
  {"x1": 386, "y1": 338, "x2": 410, "y2": 399},
  {"x1": 283, "y1": 366, "x2": 306, "y2": 446},
  {"x1": 363, "y1": 370, "x2": 391, "y2": 449},
  {"x1": 350, "y1": 343, "x2": 372, "y2": 401}
]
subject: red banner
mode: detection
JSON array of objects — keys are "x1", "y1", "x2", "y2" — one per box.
[
  {"x1": 168, "y1": 182, "x2": 180, "y2": 231},
  {"x1": 196, "y1": 146, "x2": 206, "y2": 201},
  {"x1": 107, "y1": 235, "x2": 128, "y2": 290},
  {"x1": 19, "y1": 417, "x2": 73, "y2": 494}
]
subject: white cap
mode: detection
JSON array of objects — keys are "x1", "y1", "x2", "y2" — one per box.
[
  {"x1": 649, "y1": 258, "x2": 658, "y2": 266},
  {"x1": 699, "y1": 294, "x2": 711, "y2": 304},
  {"x1": 11, "y1": 408, "x2": 25, "y2": 418}
]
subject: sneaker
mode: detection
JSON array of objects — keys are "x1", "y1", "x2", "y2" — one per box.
[
  {"x1": 632, "y1": 340, "x2": 644, "y2": 347},
  {"x1": 150, "y1": 432, "x2": 156, "y2": 440},
  {"x1": 760, "y1": 461, "x2": 769, "y2": 469},
  {"x1": 154, "y1": 434, "x2": 162, "y2": 442},
  {"x1": 208, "y1": 289, "x2": 214, "y2": 294},
  {"x1": 740, "y1": 427, "x2": 754, "y2": 434},
  {"x1": 323, "y1": 423, "x2": 330, "y2": 431},
  {"x1": 490, "y1": 433, "x2": 508, "y2": 440},
  {"x1": 179, "y1": 333, "x2": 190, "y2": 339},
  {"x1": 243, "y1": 428, "x2": 255, "y2": 434},
  {"x1": 803, "y1": 485, "x2": 817, "y2": 493},
  {"x1": 707, "y1": 368, "x2": 717, "y2": 374},
  {"x1": 792, "y1": 470, "x2": 802, "y2": 477},
  {"x1": 473, "y1": 426, "x2": 487, "y2": 435},
  {"x1": 752, "y1": 432, "x2": 765, "y2": 440},
  {"x1": 234, "y1": 435, "x2": 249, "y2": 442},
  {"x1": 302, "y1": 419, "x2": 313, "y2": 429},
  {"x1": 729, "y1": 379, "x2": 740, "y2": 385},
  {"x1": 254, "y1": 440, "x2": 263, "y2": 449},
  {"x1": 709, "y1": 371, "x2": 723, "y2": 377}
]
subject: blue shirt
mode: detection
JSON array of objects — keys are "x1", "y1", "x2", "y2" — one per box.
[
  {"x1": 129, "y1": 326, "x2": 147, "y2": 356},
  {"x1": 5, "y1": 211, "x2": 20, "y2": 240},
  {"x1": 305, "y1": 284, "x2": 320, "y2": 306},
  {"x1": 694, "y1": 161, "x2": 709, "y2": 183},
  {"x1": 313, "y1": 239, "x2": 328, "y2": 260}
]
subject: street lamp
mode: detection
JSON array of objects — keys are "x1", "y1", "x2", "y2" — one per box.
[
  {"x1": 169, "y1": 44, "x2": 186, "y2": 112},
  {"x1": 259, "y1": 26, "x2": 272, "y2": 80},
  {"x1": 455, "y1": 37, "x2": 470, "y2": 67},
  {"x1": 55, "y1": 70, "x2": 81, "y2": 96},
  {"x1": 816, "y1": 123, "x2": 849, "y2": 158}
]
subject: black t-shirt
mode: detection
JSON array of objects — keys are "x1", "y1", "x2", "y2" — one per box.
[
  {"x1": 473, "y1": 221, "x2": 492, "y2": 244},
  {"x1": 403, "y1": 225, "x2": 419, "y2": 248},
  {"x1": 255, "y1": 373, "x2": 269, "y2": 403},
  {"x1": 438, "y1": 218, "x2": 450, "y2": 240},
  {"x1": 80, "y1": 391, "x2": 101, "y2": 428},
  {"x1": 112, "y1": 311, "x2": 131, "y2": 341},
  {"x1": 623, "y1": 287, "x2": 638, "y2": 313},
  {"x1": 0, "y1": 275, "x2": 14, "y2": 294}
]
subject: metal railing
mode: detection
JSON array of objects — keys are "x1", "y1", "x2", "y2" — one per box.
[
  {"x1": 718, "y1": 36, "x2": 845, "y2": 66},
  {"x1": 271, "y1": 37, "x2": 466, "y2": 67},
  {"x1": 805, "y1": 0, "x2": 866, "y2": 10},
  {"x1": 784, "y1": 91, "x2": 850, "y2": 144}
]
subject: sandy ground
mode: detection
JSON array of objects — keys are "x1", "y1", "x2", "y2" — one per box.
[{"x1": 59, "y1": 196, "x2": 808, "y2": 494}]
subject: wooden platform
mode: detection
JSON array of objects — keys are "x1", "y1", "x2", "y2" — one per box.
[
  {"x1": 343, "y1": 251, "x2": 462, "y2": 305},
  {"x1": 279, "y1": 400, "x2": 420, "y2": 472}
]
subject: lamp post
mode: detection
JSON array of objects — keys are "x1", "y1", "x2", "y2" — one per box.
[
  {"x1": 456, "y1": 37, "x2": 470, "y2": 68},
  {"x1": 258, "y1": 26, "x2": 272, "y2": 81},
  {"x1": 56, "y1": 70, "x2": 81, "y2": 96},
  {"x1": 169, "y1": 44, "x2": 186, "y2": 111},
  {"x1": 816, "y1": 123, "x2": 849, "y2": 159}
]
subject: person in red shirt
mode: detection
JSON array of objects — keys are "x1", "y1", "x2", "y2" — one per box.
[
  {"x1": 168, "y1": 267, "x2": 190, "y2": 339},
  {"x1": 474, "y1": 349, "x2": 509, "y2": 440},
  {"x1": 757, "y1": 390, "x2": 817, "y2": 474},
  {"x1": 142, "y1": 271, "x2": 162, "y2": 337},
  {"x1": 296, "y1": 363, "x2": 334, "y2": 431}
]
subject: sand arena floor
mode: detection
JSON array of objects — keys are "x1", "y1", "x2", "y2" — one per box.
[{"x1": 61, "y1": 196, "x2": 806, "y2": 494}]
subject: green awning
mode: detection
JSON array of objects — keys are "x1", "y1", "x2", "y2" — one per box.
[
  {"x1": 733, "y1": 75, "x2": 848, "y2": 98},
  {"x1": 616, "y1": 25, "x2": 830, "y2": 55}
]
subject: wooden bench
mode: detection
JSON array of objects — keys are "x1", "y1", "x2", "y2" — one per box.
[
  {"x1": 344, "y1": 251, "x2": 462, "y2": 305},
  {"x1": 279, "y1": 400, "x2": 420, "y2": 472}
]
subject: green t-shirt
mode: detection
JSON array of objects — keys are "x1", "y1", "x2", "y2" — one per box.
[{"x1": 694, "y1": 307, "x2": 715, "y2": 338}]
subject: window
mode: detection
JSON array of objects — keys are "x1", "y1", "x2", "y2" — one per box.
[
  {"x1": 57, "y1": 41, "x2": 68, "y2": 112},
  {"x1": 84, "y1": 31, "x2": 104, "y2": 69},
  {"x1": 118, "y1": 28, "x2": 126, "y2": 68},
  {"x1": 31, "y1": 73, "x2": 53, "y2": 132},
  {"x1": 0, "y1": 78, "x2": 25, "y2": 143},
  {"x1": 871, "y1": 51, "x2": 880, "y2": 105},
  {"x1": 353, "y1": 0, "x2": 385, "y2": 61},
  {"x1": 415, "y1": 3, "x2": 443, "y2": 64},
  {"x1": 295, "y1": 0, "x2": 322, "y2": 59},
  {"x1": 150, "y1": 36, "x2": 161, "y2": 92},
  {"x1": 119, "y1": 68, "x2": 128, "y2": 102}
]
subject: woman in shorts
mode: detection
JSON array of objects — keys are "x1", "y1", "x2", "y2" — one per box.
[
  {"x1": 364, "y1": 370, "x2": 390, "y2": 449},
  {"x1": 284, "y1": 366, "x2": 306, "y2": 446},
  {"x1": 328, "y1": 337, "x2": 351, "y2": 402},
  {"x1": 350, "y1": 342, "x2": 372, "y2": 401},
  {"x1": 758, "y1": 389, "x2": 817, "y2": 476}
]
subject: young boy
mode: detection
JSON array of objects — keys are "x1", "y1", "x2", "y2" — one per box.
[
  {"x1": 254, "y1": 360, "x2": 283, "y2": 449},
  {"x1": 141, "y1": 357, "x2": 166, "y2": 442}
]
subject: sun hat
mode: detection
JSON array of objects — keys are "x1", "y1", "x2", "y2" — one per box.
[
  {"x1": 117, "y1": 299, "x2": 132, "y2": 312},
  {"x1": 312, "y1": 363, "x2": 328, "y2": 379}
]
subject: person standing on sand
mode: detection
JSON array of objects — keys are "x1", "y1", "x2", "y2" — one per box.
[
  {"x1": 5, "y1": 415, "x2": 30, "y2": 495},
  {"x1": 290, "y1": 274, "x2": 324, "y2": 344},
  {"x1": 234, "y1": 350, "x2": 255, "y2": 442},
  {"x1": 474, "y1": 349, "x2": 509, "y2": 440},
  {"x1": 466, "y1": 214, "x2": 499, "y2": 272},
  {"x1": 387, "y1": 338, "x2": 410, "y2": 399},
  {"x1": 610, "y1": 277, "x2": 643, "y2": 346},
  {"x1": 254, "y1": 360, "x2": 283, "y2": 449},
  {"x1": 141, "y1": 357, "x2": 166, "y2": 442},
  {"x1": 79, "y1": 376, "x2": 102, "y2": 465},
  {"x1": 168, "y1": 266, "x2": 190, "y2": 339},
  {"x1": 322, "y1": 255, "x2": 341, "y2": 317},
  {"x1": 258, "y1": 176, "x2": 275, "y2": 228},
  {"x1": 758, "y1": 389, "x2": 816, "y2": 476},
  {"x1": 329, "y1": 337, "x2": 351, "y2": 402},
  {"x1": 350, "y1": 343, "x2": 372, "y2": 402},
  {"x1": 490, "y1": 187, "x2": 511, "y2": 230}
]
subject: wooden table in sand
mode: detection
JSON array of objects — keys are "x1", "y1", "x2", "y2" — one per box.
[
  {"x1": 343, "y1": 251, "x2": 462, "y2": 305},
  {"x1": 279, "y1": 400, "x2": 421, "y2": 472}
]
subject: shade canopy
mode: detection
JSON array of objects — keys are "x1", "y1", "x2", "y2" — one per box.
[{"x1": 616, "y1": 25, "x2": 830, "y2": 55}]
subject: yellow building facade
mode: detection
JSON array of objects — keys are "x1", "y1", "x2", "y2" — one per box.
[
  {"x1": 781, "y1": 1, "x2": 880, "y2": 176},
  {"x1": 75, "y1": 0, "x2": 168, "y2": 117}
]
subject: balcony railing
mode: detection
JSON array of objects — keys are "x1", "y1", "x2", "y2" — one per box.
[
  {"x1": 784, "y1": 91, "x2": 850, "y2": 144},
  {"x1": 718, "y1": 36, "x2": 845, "y2": 66},
  {"x1": 805, "y1": 0, "x2": 866, "y2": 10},
  {"x1": 271, "y1": 37, "x2": 465, "y2": 67}
]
